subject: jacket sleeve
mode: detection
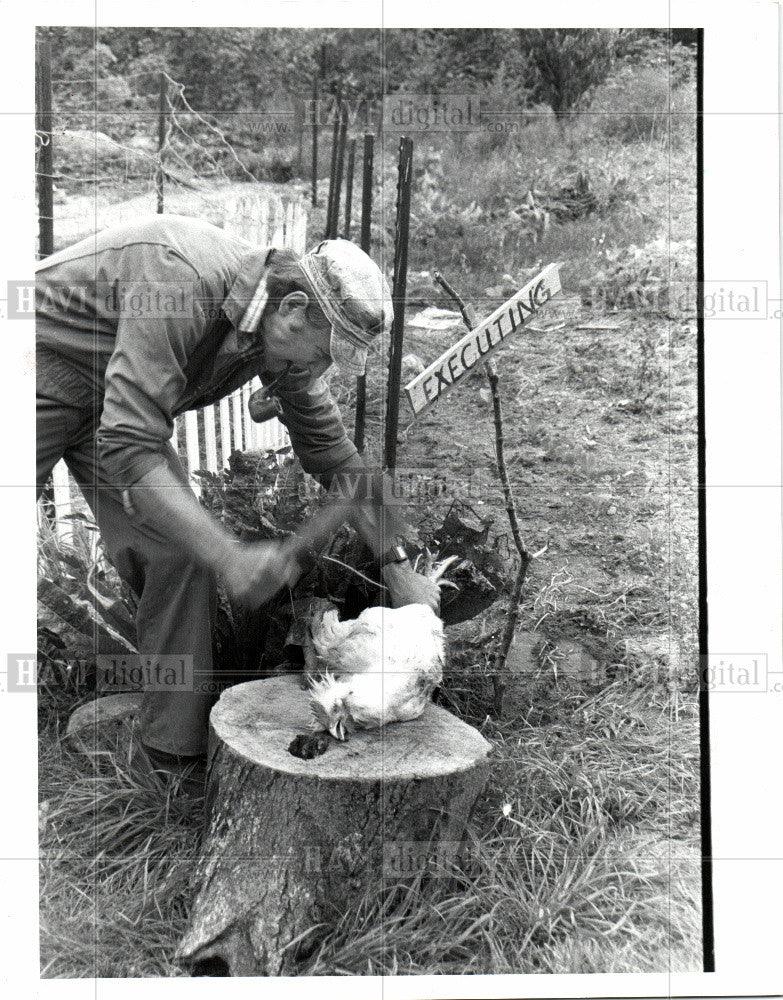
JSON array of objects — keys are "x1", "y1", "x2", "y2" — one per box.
[
  {"x1": 268, "y1": 366, "x2": 358, "y2": 477},
  {"x1": 96, "y1": 246, "x2": 206, "y2": 488}
]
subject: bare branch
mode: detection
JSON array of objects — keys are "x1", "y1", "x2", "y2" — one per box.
[
  {"x1": 432, "y1": 273, "x2": 530, "y2": 561},
  {"x1": 432, "y1": 271, "x2": 540, "y2": 717}
]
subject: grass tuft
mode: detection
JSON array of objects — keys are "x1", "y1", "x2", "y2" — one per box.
[{"x1": 39, "y1": 734, "x2": 203, "y2": 978}]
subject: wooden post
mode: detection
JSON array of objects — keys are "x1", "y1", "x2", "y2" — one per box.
[
  {"x1": 184, "y1": 410, "x2": 201, "y2": 496},
  {"x1": 219, "y1": 398, "x2": 232, "y2": 468},
  {"x1": 383, "y1": 136, "x2": 414, "y2": 472},
  {"x1": 155, "y1": 72, "x2": 167, "y2": 214},
  {"x1": 310, "y1": 73, "x2": 319, "y2": 206},
  {"x1": 231, "y1": 391, "x2": 244, "y2": 451},
  {"x1": 241, "y1": 384, "x2": 253, "y2": 451},
  {"x1": 271, "y1": 200, "x2": 285, "y2": 247},
  {"x1": 203, "y1": 405, "x2": 218, "y2": 473},
  {"x1": 353, "y1": 132, "x2": 374, "y2": 452},
  {"x1": 176, "y1": 676, "x2": 490, "y2": 976},
  {"x1": 258, "y1": 197, "x2": 270, "y2": 246},
  {"x1": 343, "y1": 138, "x2": 355, "y2": 238},
  {"x1": 35, "y1": 37, "x2": 54, "y2": 258},
  {"x1": 293, "y1": 201, "x2": 308, "y2": 254}
]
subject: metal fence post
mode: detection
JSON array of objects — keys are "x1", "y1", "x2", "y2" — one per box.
[
  {"x1": 327, "y1": 105, "x2": 347, "y2": 239},
  {"x1": 383, "y1": 136, "x2": 414, "y2": 472},
  {"x1": 311, "y1": 73, "x2": 319, "y2": 206},
  {"x1": 325, "y1": 99, "x2": 340, "y2": 238},
  {"x1": 156, "y1": 72, "x2": 167, "y2": 214},
  {"x1": 353, "y1": 132, "x2": 375, "y2": 452},
  {"x1": 343, "y1": 138, "x2": 356, "y2": 238}
]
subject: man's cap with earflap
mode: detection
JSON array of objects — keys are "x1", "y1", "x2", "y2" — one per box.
[{"x1": 299, "y1": 239, "x2": 393, "y2": 376}]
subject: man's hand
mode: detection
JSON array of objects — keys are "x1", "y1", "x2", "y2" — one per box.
[
  {"x1": 381, "y1": 561, "x2": 441, "y2": 613},
  {"x1": 219, "y1": 539, "x2": 301, "y2": 609},
  {"x1": 128, "y1": 464, "x2": 301, "y2": 609}
]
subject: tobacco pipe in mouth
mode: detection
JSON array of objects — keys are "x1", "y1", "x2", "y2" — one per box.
[
  {"x1": 248, "y1": 391, "x2": 280, "y2": 423},
  {"x1": 248, "y1": 362, "x2": 293, "y2": 422}
]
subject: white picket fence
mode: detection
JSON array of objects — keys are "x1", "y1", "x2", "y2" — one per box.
[{"x1": 46, "y1": 196, "x2": 308, "y2": 539}]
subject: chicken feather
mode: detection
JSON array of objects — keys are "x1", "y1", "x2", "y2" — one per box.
[
  {"x1": 302, "y1": 554, "x2": 457, "y2": 740},
  {"x1": 307, "y1": 603, "x2": 446, "y2": 740}
]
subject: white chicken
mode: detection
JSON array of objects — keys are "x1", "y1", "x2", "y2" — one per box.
[{"x1": 304, "y1": 555, "x2": 458, "y2": 740}]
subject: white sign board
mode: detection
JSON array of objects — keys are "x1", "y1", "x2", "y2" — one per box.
[{"x1": 404, "y1": 262, "x2": 563, "y2": 416}]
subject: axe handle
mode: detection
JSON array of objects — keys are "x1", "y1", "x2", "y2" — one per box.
[{"x1": 281, "y1": 500, "x2": 359, "y2": 570}]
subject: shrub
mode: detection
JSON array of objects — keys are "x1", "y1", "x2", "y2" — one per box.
[
  {"x1": 473, "y1": 59, "x2": 536, "y2": 155},
  {"x1": 237, "y1": 147, "x2": 297, "y2": 183},
  {"x1": 600, "y1": 67, "x2": 671, "y2": 144},
  {"x1": 524, "y1": 29, "x2": 619, "y2": 120},
  {"x1": 597, "y1": 65, "x2": 695, "y2": 147},
  {"x1": 579, "y1": 237, "x2": 696, "y2": 316}
]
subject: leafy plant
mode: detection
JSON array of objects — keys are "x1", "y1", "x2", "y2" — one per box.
[
  {"x1": 37, "y1": 507, "x2": 138, "y2": 729},
  {"x1": 580, "y1": 237, "x2": 696, "y2": 316},
  {"x1": 523, "y1": 29, "x2": 619, "y2": 120}
]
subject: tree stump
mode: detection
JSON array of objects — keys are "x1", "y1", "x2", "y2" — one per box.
[{"x1": 176, "y1": 675, "x2": 491, "y2": 977}]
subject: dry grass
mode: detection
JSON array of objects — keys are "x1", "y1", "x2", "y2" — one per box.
[
  {"x1": 38, "y1": 660, "x2": 700, "y2": 976},
  {"x1": 38, "y1": 730, "x2": 202, "y2": 978}
]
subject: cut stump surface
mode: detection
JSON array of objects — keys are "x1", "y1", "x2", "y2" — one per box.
[{"x1": 177, "y1": 675, "x2": 491, "y2": 977}]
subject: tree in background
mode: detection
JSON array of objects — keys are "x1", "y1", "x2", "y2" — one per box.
[
  {"x1": 522, "y1": 29, "x2": 619, "y2": 120},
  {"x1": 383, "y1": 28, "x2": 530, "y2": 92},
  {"x1": 41, "y1": 25, "x2": 684, "y2": 156}
]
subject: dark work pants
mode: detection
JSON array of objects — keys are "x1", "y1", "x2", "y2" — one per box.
[{"x1": 37, "y1": 389, "x2": 217, "y2": 756}]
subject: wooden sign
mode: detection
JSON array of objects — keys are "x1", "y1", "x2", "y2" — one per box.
[{"x1": 404, "y1": 262, "x2": 563, "y2": 416}]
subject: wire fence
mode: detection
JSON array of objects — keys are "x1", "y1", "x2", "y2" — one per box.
[{"x1": 38, "y1": 66, "x2": 307, "y2": 253}]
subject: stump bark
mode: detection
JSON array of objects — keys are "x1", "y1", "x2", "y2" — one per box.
[{"x1": 176, "y1": 675, "x2": 491, "y2": 976}]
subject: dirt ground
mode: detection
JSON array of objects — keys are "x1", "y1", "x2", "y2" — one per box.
[{"x1": 353, "y1": 296, "x2": 697, "y2": 657}]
